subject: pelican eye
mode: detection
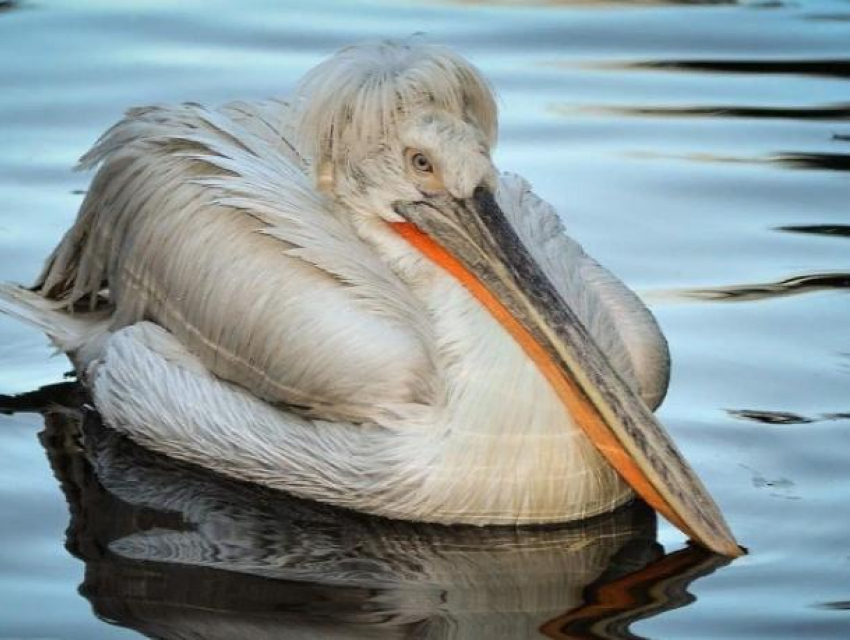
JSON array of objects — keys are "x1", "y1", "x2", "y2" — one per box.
[
  {"x1": 404, "y1": 148, "x2": 444, "y2": 194},
  {"x1": 409, "y1": 151, "x2": 433, "y2": 174}
]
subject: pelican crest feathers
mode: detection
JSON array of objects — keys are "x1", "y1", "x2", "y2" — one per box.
[{"x1": 292, "y1": 39, "x2": 498, "y2": 176}]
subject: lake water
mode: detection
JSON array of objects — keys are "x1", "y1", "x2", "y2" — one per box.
[{"x1": 1, "y1": 0, "x2": 848, "y2": 638}]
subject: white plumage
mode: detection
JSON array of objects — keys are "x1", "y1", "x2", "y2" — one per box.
[{"x1": 0, "y1": 40, "x2": 670, "y2": 526}]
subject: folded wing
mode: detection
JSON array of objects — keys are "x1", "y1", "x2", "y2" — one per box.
[
  {"x1": 496, "y1": 173, "x2": 670, "y2": 411},
  {"x1": 37, "y1": 103, "x2": 434, "y2": 422}
]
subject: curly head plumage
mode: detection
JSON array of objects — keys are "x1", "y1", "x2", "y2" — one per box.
[{"x1": 293, "y1": 39, "x2": 498, "y2": 176}]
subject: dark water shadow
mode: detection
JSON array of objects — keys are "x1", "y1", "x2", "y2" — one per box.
[
  {"x1": 773, "y1": 152, "x2": 850, "y2": 172},
  {"x1": 776, "y1": 224, "x2": 850, "y2": 240},
  {"x1": 804, "y1": 13, "x2": 850, "y2": 23},
  {"x1": 627, "y1": 150, "x2": 850, "y2": 173},
  {"x1": 676, "y1": 273, "x2": 850, "y2": 303},
  {"x1": 727, "y1": 409, "x2": 850, "y2": 426},
  {"x1": 0, "y1": 0, "x2": 20, "y2": 13},
  {"x1": 1, "y1": 383, "x2": 732, "y2": 640},
  {"x1": 607, "y1": 59, "x2": 850, "y2": 81},
  {"x1": 555, "y1": 103, "x2": 850, "y2": 121}
]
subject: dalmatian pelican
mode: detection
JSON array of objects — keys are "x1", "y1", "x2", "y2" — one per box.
[{"x1": 0, "y1": 40, "x2": 740, "y2": 556}]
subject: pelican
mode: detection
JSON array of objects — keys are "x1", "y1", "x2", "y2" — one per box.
[{"x1": 0, "y1": 40, "x2": 740, "y2": 556}]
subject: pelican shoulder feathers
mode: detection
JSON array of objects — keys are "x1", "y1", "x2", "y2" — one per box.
[
  {"x1": 38, "y1": 100, "x2": 435, "y2": 423},
  {"x1": 0, "y1": 40, "x2": 741, "y2": 555}
]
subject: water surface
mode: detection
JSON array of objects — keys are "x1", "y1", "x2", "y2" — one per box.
[{"x1": 1, "y1": 0, "x2": 849, "y2": 638}]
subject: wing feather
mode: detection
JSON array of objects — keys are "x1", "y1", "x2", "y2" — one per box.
[
  {"x1": 496, "y1": 173, "x2": 670, "y2": 410},
  {"x1": 37, "y1": 102, "x2": 434, "y2": 421}
]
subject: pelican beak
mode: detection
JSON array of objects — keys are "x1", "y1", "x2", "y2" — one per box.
[{"x1": 392, "y1": 187, "x2": 742, "y2": 557}]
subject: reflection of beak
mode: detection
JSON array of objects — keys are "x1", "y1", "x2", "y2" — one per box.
[{"x1": 392, "y1": 187, "x2": 742, "y2": 558}]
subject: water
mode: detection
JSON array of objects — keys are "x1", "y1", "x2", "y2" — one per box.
[{"x1": 0, "y1": 0, "x2": 848, "y2": 637}]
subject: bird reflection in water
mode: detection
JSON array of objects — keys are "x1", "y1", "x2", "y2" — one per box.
[{"x1": 5, "y1": 383, "x2": 729, "y2": 640}]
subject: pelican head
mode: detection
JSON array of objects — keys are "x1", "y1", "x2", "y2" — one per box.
[
  {"x1": 291, "y1": 40, "x2": 740, "y2": 557},
  {"x1": 292, "y1": 40, "x2": 495, "y2": 211}
]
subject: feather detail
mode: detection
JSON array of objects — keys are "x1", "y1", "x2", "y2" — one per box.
[
  {"x1": 496, "y1": 173, "x2": 670, "y2": 409},
  {"x1": 292, "y1": 38, "x2": 498, "y2": 176},
  {"x1": 35, "y1": 102, "x2": 435, "y2": 420},
  {"x1": 93, "y1": 320, "x2": 633, "y2": 525}
]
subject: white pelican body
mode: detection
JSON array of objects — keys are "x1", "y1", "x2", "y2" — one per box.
[{"x1": 0, "y1": 42, "x2": 740, "y2": 553}]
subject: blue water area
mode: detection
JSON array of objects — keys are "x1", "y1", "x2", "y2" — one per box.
[{"x1": 1, "y1": 0, "x2": 849, "y2": 638}]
